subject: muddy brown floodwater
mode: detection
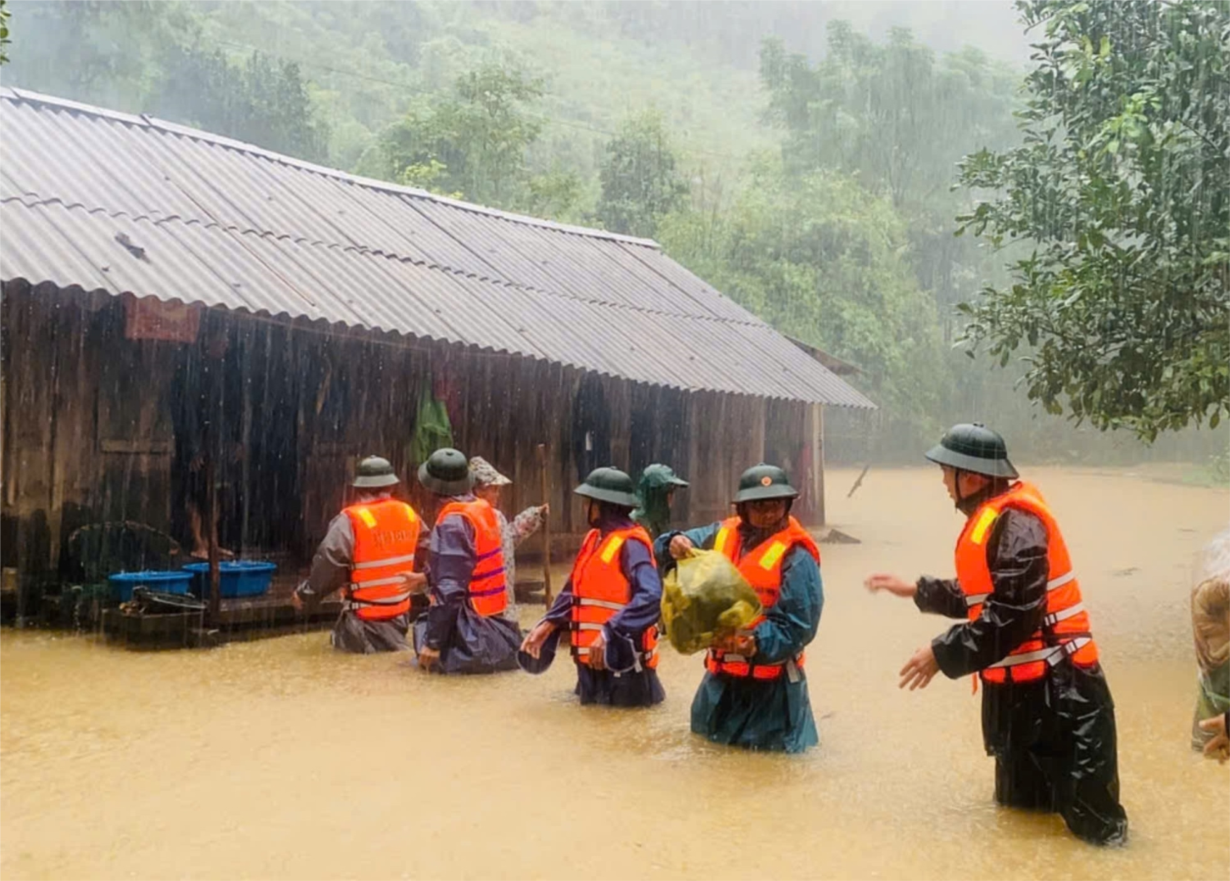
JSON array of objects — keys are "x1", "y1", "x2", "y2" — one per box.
[{"x1": 2, "y1": 466, "x2": 1229, "y2": 880}]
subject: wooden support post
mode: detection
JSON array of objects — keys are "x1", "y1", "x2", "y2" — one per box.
[
  {"x1": 205, "y1": 452, "x2": 221, "y2": 622},
  {"x1": 751, "y1": 397, "x2": 766, "y2": 465},
  {"x1": 811, "y1": 403, "x2": 826, "y2": 527},
  {"x1": 537, "y1": 443, "x2": 552, "y2": 608}
]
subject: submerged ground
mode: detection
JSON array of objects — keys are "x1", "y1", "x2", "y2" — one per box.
[{"x1": 2, "y1": 466, "x2": 1227, "y2": 880}]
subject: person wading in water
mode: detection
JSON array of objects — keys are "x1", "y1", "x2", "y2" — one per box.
[{"x1": 865, "y1": 423, "x2": 1128, "y2": 846}]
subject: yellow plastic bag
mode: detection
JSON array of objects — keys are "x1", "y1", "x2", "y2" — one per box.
[{"x1": 661, "y1": 549, "x2": 762, "y2": 655}]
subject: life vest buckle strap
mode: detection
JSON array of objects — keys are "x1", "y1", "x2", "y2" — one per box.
[
  {"x1": 986, "y1": 636, "x2": 1093, "y2": 669},
  {"x1": 1042, "y1": 601, "x2": 1085, "y2": 628}
]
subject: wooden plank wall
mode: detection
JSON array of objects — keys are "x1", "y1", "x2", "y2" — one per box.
[{"x1": 1, "y1": 287, "x2": 828, "y2": 587}]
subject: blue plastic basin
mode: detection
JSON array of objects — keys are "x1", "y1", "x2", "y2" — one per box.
[
  {"x1": 183, "y1": 561, "x2": 276, "y2": 598},
  {"x1": 108, "y1": 570, "x2": 194, "y2": 603}
]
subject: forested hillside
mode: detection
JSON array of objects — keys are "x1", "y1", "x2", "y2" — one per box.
[{"x1": 3, "y1": 1, "x2": 1222, "y2": 467}]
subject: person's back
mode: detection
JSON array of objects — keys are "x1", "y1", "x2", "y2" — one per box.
[
  {"x1": 412, "y1": 449, "x2": 521, "y2": 674},
  {"x1": 293, "y1": 457, "x2": 422, "y2": 653}
]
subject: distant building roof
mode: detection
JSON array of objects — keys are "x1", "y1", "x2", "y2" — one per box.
[
  {"x1": 786, "y1": 336, "x2": 864, "y2": 377},
  {"x1": 0, "y1": 87, "x2": 875, "y2": 409}
]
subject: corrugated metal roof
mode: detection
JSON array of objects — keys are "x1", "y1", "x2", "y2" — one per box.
[{"x1": 0, "y1": 87, "x2": 875, "y2": 409}]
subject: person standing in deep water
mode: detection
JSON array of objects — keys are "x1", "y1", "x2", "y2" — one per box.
[
  {"x1": 412, "y1": 448, "x2": 521, "y2": 674},
  {"x1": 521, "y1": 467, "x2": 665, "y2": 707},
  {"x1": 865, "y1": 423, "x2": 1128, "y2": 846},
  {"x1": 657, "y1": 464, "x2": 823, "y2": 753},
  {"x1": 292, "y1": 456, "x2": 424, "y2": 653}
]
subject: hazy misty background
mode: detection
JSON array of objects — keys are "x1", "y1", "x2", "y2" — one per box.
[{"x1": 2, "y1": 1, "x2": 1223, "y2": 473}]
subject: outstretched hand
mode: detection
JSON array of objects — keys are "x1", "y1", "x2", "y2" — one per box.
[
  {"x1": 865, "y1": 573, "x2": 917, "y2": 599},
  {"x1": 899, "y1": 645, "x2": 940, "y2": 691}
]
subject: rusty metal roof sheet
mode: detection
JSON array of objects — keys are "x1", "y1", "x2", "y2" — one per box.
[{"x1": 0, "y1": 87, "x2": 875, "y2": 408}]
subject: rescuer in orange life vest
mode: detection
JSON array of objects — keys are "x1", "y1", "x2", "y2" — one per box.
[
  {"x1": 657, "y1": 464, "x2": 824, "y2": 753},
  {"x1": 292, "y1": 456, "x2": 425, "y2": 653},
  {"x1": 520, "y1": 467, "x2": 665, "y2": 707},
  {"x1": 865, "y1": 423, "x2": 1128, "y2": 845},
  {"x1": 411, "y1": 448, "x2": 521, "y2": 674}
]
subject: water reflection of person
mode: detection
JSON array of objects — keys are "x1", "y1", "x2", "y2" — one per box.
[
  {"x1": 411, "y1": 449, "x2": 521, "y2": 674},
  {"x1": 658, "y1": 464, "x2": 823, "y2": 753},
  {"x1": 170, "y1": 317, "x2": 243, "y2": 559},
  {"x1": 469, "y1": 456, "x2": 547, "y2": 626},
  {"x1": 292, "y1": 457, "x2": 425, "y2": 653},
  {"x1": 864, "y1": 423, "x2": 1128, "y2": 846},
  {"x1": 521, "y1": 468, "x2": 665, "y2": 707},
  {"x1": 631, "y1": 463, "x2": 689, "y2": 541}
]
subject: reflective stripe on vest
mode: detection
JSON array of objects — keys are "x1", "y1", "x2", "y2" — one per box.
[
  {"x1": 955, "y1": 482, "x2": 1099, "y2": 684},
  {"x1": 344, "y1": 499, "x2": 421, "y2": 621},
  {"x1": 705, "y1": 516, "x2": 820, "y2": 681},
  {"x1": 436, "y1": 499, "x2": 508, "y2": 618},
  {"x1": 569, "y1": 526, "x2": 659, "y2": 670}
]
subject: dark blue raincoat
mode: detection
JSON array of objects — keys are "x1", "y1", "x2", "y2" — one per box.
[
  {"x1": 657, "y1": 521, "x2": 824, "y2": 753},
  {"x1": 413, "y1": 495, "x2": 521, "y2": 674},
  {"x1": 544, "y1": 511, "x2": 665, "y2": 706}
]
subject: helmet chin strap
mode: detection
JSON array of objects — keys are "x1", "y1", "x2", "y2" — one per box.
[{"x1": 953, "y1": 468, "x2": 967, "y2": 509}]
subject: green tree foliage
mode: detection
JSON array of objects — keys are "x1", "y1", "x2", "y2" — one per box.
[
  {"x1": 957, "y1": 0, "x2": 1230, "y2": 440},
  {"x1": 152, "y1": 45, "x2": 331, "y2": 163},
  {"x1": 1, "y1": 0, "x2": 11, "y2": 65},
  {"x1": 758, "y1": 27, "x2": 1021, "y2": 332},
  {"x1": 596, "y1": 110, "x2": 689, "y2": 238},
  {"x1": 2, "y1": 1, "x2": 180, "y2": 105},
  {"x1": 660, "y1": 162, "x2": 947, "y2": 450},
  {"x1": 374, "y1": 62, "x2": 546, "y2": 209}
]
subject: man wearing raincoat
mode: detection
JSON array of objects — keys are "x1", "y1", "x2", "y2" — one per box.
[
  {"x1": 865, "y1": 423, "x2": 1128, "y2": 846},
  {"x1": 631, "y1": 464, "x2": 689, "y2": 541},
  {"x1": 292, "y1": 456, "x2": 425, "y2": 653},
  {"x1": 412, "y1": 448, "x2": 521, "y2": 674},
  {"x1": 657, "y1": 464, "x2": 824, "y2": 753},
  {"x1": 521, "y1": 468, "x2": 665, "y2": 707}
]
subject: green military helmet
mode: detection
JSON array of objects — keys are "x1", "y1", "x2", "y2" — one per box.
[
  {"x1": 732, "y1": 463, "x2": 799, "y2": 503},
  {"x1": 575, "y1": 466, "x2": 640, "y2": 508},
  {"x1": 353, "y1": 455, "x2": 400, "y2": 489},
  {"x1": 925, "y1": 422, "x2": 1019, "y2": 480},
  {"x1": 418, "y1": 447, "x2": 474, "y2": 496}
]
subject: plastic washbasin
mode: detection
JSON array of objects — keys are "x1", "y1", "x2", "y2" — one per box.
[
  {"x1": 183, "y1": 561, "x2": 276, "y2": 598},
  {"x1": 108, "y1": 570, "x2": 194, "y2": 603}
]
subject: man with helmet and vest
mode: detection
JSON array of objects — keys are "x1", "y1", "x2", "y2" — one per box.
[
  {"x1": 657, "y1": 464, "x2": 824, "y2": 753},
  {"x1": 412, "y1": 448, "x2": 521, "y2": 674},
  {"x1": 865, "y1": 423, "x2": 1128, "y2": 845},
  {"x1": 521, "y1": 467, "x2": 665, "y2": 706},
  {"x1": 292, "y1": 456, "x2": 425, "y2": 653}
]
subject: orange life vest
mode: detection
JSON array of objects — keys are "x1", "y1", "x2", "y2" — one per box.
[
  {"x1": 569, "y1": 526, "x2": 659, "y2": 671},
  {"x1": 344, "y1": 498, "x2": 421, "y2": 621},
  {"x1": 956, "y1": 481, "x2": 1098, "y2": 685},
  {"x1": 705, "y1": 516, "x2": 821, "y2": 680},
  {"x1": 435, "y1": 498, "x2": 508, "y2": 618}
]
